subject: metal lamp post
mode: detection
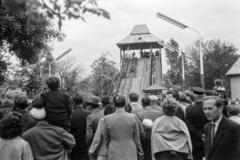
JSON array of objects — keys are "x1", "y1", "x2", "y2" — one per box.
[
  {"x1": 156, "y1": 12, "x2": 205, "y2": 88},
  {"x1": 49, "y1": 48, "x2": 72, "y2": 77}
]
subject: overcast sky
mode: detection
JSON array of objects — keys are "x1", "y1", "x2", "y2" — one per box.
[{"x1": 52, "y1": 0, "x2": 240, "y2": 75}]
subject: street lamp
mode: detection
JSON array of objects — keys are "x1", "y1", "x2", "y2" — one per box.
[
  {"x1": 156, "y1": 12, "x2": 205, "y2": 88},
  {"x1": 49, "y1": 48, "x2": 72, "y2": 77}
]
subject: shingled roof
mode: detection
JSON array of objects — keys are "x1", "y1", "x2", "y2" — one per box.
[
  {"x1": 226, "y1": 57, "x2": 240, "y2": 76},
  {"x1": 142, "y1": 84, "x2": 167, "y2": 92},
  {"x1": 117, "y1": 25, "x2": 163, "y2": 50}
]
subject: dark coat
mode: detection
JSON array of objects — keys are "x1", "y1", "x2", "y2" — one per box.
[
  {"x1": 204, "y1": 117, "x2": 240, "y2": 160},
  {"x1": 40, "y1": 90, "x2": 72, "y2": 130},
  {"x1": 185, "y1": 101, "x2": 209, "y2": 148},
  {"x1": 71, "y1": 106, "x2": 91, "y2": 160},
  {"x1": 15, "y1": 109, "x2": 37, "y2": 134},
  {"x1": 86, "y1": 109, "x2": 104, "y2": 147},
  {"x1": 71, "y1": 106, "x2": 91, "y2": 139},
  {"x1": 22, "y1": 121, "x2": 75, "y2": 160}
]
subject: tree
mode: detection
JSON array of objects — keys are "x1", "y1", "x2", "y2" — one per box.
[
  {"x1": 90, "y1": 53, "x2": 118, "y2": 96},
  {"x1": 0, "y1": 5, "x2": 64, "y2": 65},
  {"x1": 55, "y1": 56, "x2": 85, "y2": 94},
  {"x1": 185, "y1": 39, "x2": 239, "y2": 93},
  {"x1": 164, "y1": 38, "x2": 183, "y2": 88},
  {"x1": 1, "y1": 0, "x2": 110, "y2": 29}
]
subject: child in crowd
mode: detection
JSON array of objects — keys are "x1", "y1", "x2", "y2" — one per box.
[{"x1": 40, "y1": 76, "x2": 72, "y2": 131}]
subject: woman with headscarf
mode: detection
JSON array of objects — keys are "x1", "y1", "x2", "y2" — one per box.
[{"x1": 151, "y1": 98, "x2": 193, "y2": 160}]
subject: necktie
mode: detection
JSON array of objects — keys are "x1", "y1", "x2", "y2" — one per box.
[{"x1": 210, "y1": 123, "x2": 215, "y2": 148}]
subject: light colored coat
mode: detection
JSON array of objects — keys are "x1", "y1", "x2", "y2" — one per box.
[{"x1": 103, "y1": 109, "x2": 144, "y2": 160}]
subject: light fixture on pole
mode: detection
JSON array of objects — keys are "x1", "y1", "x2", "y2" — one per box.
[
  {"x1": 49, "y1": 48, "x2": 72, "y2": 77},
  {"x1": 156, "y1": 12, "x2": 205, "y2": 88}
]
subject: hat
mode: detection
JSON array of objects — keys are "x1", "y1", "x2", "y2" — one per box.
[
  {"x1": 179, "y1": 94, "x2": 187, "y2": 102},
  {"x1": 101, "y1": 96, "x2": 111, "y2": 104},
  {"x1": 192, "y1": 87, "x2": 206, "y2": 95},
  {"x1": 30, "y1": 108, "x2": 46, "y2": 120},
  {"x1": 149, "y1": 95, "x2": 158, "y2": 101},
  {"x1": 86, "y1": 96, "x2": 101, "y2": 106},
  {"x1": 142, "y1": 119, "x2": 153, "y2": 129}
]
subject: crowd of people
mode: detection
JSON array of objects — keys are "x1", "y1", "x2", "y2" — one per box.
[{"x1": 0, "y1": 76, "x2": 240, "y2": 160}]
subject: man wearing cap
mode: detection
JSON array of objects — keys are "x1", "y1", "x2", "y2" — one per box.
[
  {"x1": 129, "y1": 92, "x2": 143, "y2": 114},
  {"x1": 86, "y1": 96, "x2": 104, "y2": 148},
  {"x1": 185, "y1": 87, "x2": 209, "y2": 160},
  {"x1": 149, "y1": 95, "x2": 162, "y2": 112},
  {"x1": 22, "y1": 99, "x2": 75, "y2": 160}
]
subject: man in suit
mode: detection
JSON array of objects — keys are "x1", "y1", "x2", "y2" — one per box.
[
  {"x1": 185, "y1": 87, "x2": 209, "y2": 160},
  {"x1": 137, "y1": 97, "x2": 163, "y2": 160},
  {"x1": 203, "y1": 96, "x2": 240, "y2": 160},
  {"x1": 104, "y1": 95, "x2": 144, "y2": 160},
  {"x1": 71, "y1": 94, "x2": 91, "y2": 160},
  {"x1": 86, "y1": 96, "x2": 104, "y2": 148}
]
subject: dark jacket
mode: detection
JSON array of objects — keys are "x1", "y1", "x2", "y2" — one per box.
[
  {"x1": 22, "y1": 121, "x2": 75, "y2": 160},
  {"x1": 15, "y1": 109, "x2": 37, "y2": 134},
  {"x1": 71, "y1": 106, "x2": 91, "y2": 139},
  {"x1": 86, "y1": 109, "x2": 104, "y2": 147},
  {"x1": 204, "y1": 117, "x2": 240, "y2": 160},
  {"x1": 40, "y1": 90, "x2": 72, "y2": 129},
  {"x1": 185, "y1": 101, "x2": 209, "y2": 148},
  {"x1": 71, "y1": 106, "x2": 91, "y2": 160}
]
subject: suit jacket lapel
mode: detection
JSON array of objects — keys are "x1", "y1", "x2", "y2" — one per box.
[{"x1": 207, "y1": 117, "x2": 226, "y2": 157}]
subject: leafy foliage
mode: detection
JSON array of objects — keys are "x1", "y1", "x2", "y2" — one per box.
[
  {"x1": 55, "y1": 56, "x2": 85, "y2": 95},
  {"x1": 2, "y1": 0, "x2": 110, "y2": 29},
  {"x1": 185, "y1": 39, "x2": 239, "y2": 93},
  {"x1": 90, "y1": 53, "x2": 118, "y2": 96},
  {"x1": 0, "y1": 5, "x2": 64, "y2": 65},
  {"x1": 163, "y1": 38, "x2": 182, "y2": 88}
]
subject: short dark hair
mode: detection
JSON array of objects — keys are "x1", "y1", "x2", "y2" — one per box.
[
  {"x1": 73, "y1": 94, "x2": 83, "y2": 105},
  {"x1": 141, "y1": 98, "x2": 150, "y2": 107},
  {"x1": 129, "y1": 92, "x2": 139, "y2": 102},
  {"x1": 223, "y1": 99, "x2": 228, "y2": 106},
  {"x1": 14, "y1": 96, "x2": 28, "y2": 110},
  {"x1": 113, "y1": 95, "x2": 126, "y2": 108},
  {"x1": 167, "y1": 91, "x2": 179, "y2": 100},
  {"x1": 0, "y1": 113, "x2": 23, "y2": 139},
  {"x1": 46, "y1": 76, "x2": 60, "y2": 90},
  {"x1": 203, "y1": 96, "x2": 223, "y2": 108}
]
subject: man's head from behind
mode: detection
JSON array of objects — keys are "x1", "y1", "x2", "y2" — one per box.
[
  {"x1": 46, "y1": 76, "x2": 60, "y2": 90},
  {"x1": 203, "y1": 96, "x2": 223, "y2": 122},
  {"x1": 14, "y1": 96, "x2": 28, "y2": 110},
  {"x1": 149, "y1": 95, "x2": 158, "y2": 105},
  {"x1": 129, "y1": 92, "x2": 139, "y2": 102},
  {"x1": 141, "y1": 97, "x2": 150, "y2": 108}
]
